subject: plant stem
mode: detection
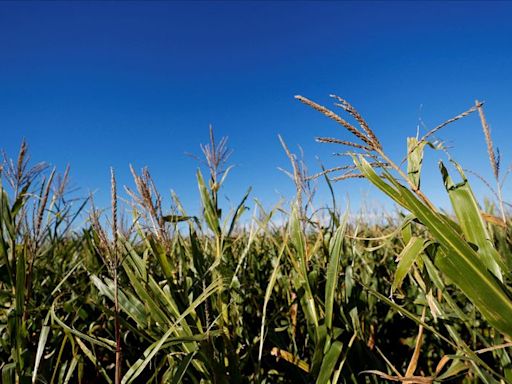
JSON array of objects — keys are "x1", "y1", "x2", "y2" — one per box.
[{"x1": 114, "y1": 266, "x2": 122, "y2": 384}]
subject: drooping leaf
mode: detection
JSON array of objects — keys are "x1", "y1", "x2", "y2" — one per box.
[
  {"x1": 391, "y1": 236, "x2": 426, "y2": 294},
  {"x1": 440, "y1": 161, "x2": 504, "y2": 279},
  {"x1": 355, "y1": 156, "x2": 512, "y2": 337}
]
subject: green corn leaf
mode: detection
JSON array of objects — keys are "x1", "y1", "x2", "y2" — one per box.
[
  {"x1": 122, "y1": 263, "x2": 171, "y2": 326},
  {"x1": 2, "y1": 363, "x2": 15, "y2": 384},
  {"x1": 15, "y1": 245, "x2": 26, "y2": 372},
  {"x1": 421, "y1": 251, "x2": 471, "y2": 323},
  {"x1": 75, "y1": 337, "x2": 112, "y2": 384},
  {"x1": 310, "y1": 324, "x2": 328, "y2": 376},
  {"x1": 361, "y1": 282, "x2": 455, "y2": 347},
  {"x1": 331, "y1": 333, "x2": 357, "y2": 384},
  {"x1": 62, "y1": 355, "x2": 78, "y2": 384},
  {"x1": 400, "y1": 215, "x2": 415, "y2": 244},
  {"x1": 120, "y1": 236, "x2": 147, "y2": 281},
  {"x1": 2, "y1": 190, "x2": 16, "y2": 241},
  {"x1": 440, "y1": 161, "x2": 504, "y2": 279},
  {"x1": 121, "y1": 278, "x2": 222, "y2": 384},
  {"x1": 197, "y1": 170, "x2": 221, "y2": 236},
  {"x1": 10, "y1": 183, "x2": 31, "y2": 218},
  {"x1": 321, "y1": 166, "x2": 339, "y2": 228},
  {"x1": 316, "y1": 340, "x2": 343, "y2": 384},
  {"x1": 147, "y1": 236, "x2": 173, "y2": 281},
  {"x1": 325, "y1": 211, "x2": 348, "y2": 331},
  {"x1": 407, "y1": 137, "x2": 425, "y2": 189},
  {"x1": 352, "y1": 156, "x2": 407, "y2": 208},
  {"x1": 289, "y1": 203, "x2": 319, "y2": 330},
  {"x1": 91, "y1": 275, "x2": 148, "y2": 327},
  {"x1": 32, "y1": 312, "x2": 51, "y2": 384},
  {"x1": 355, "y1": 156, "x2": 512, "y2": 337},
  {"x1": 434, "y1": 246, "x2": 512, "y2": 335},
  {"x1": 391, "y1": 236, "x2": 425, "y2": 294},
  {"x1": 226, "y1": 186, "x2": 251, "y2": 238},
  {"x1": 436, "y1": 359, "x2": 469, "y2": 381},
  {"x1": 396, "y1": 184, "x2": 512, "y2": 337},
  {"x1": 50, "y1": 304, "x2": 116, "y2": 350},
  {"x1": 258, "y1": 240, "x2": 285, "y2": 363},
  {"x1": 171, "y1": 352, "x2": 197, "y2": 384}
]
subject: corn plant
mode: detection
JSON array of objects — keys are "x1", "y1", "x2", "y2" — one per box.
[
  {"x1": 0, "y1": 142, "x2": 86, "y2": 383},
  {"x1": 1, "y1": 103, "x2": 511, "y2": 383},
  {"x1": 299, "y1": 94, "x2": 512, "y2": 382}
]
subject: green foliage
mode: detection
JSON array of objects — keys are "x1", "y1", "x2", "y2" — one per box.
[{"x1": 1, "y1": 103, "x2": 512, "y2": 384}]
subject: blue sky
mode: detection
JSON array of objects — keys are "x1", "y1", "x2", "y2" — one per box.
[{"x1": 1, "y1": 1, "x2": 511, "y2": 215}]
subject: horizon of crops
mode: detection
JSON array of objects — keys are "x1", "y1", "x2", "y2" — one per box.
[{"x1": 1, "y1": 96, "x2": 511, "y2": 383}]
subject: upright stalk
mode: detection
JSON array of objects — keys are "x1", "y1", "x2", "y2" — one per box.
[
  {"x1": 111, "y1": 167, "x2": 122, "y2": 384},
  {"x1": 114, "y1": 266, "x2": 121, "y2": 384}
]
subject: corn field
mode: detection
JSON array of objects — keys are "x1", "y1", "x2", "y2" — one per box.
[{"x1": 1, "y1": 96, "x2": 512, "y2": 383}]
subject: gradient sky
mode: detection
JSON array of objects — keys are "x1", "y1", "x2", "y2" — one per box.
[{"x1": 1, "y1": 1, "x2": 511, "y2": 215}]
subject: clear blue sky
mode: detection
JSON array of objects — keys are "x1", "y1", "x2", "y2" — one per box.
[{"x1": 1, "y1": 1, "x2": 511, "y2": 214}]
